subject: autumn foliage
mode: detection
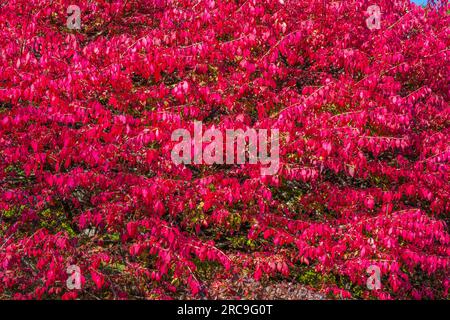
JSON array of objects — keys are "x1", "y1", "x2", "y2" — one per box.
[{"x1": 0, "y1": 0, "x2": 449, "y2": 299}]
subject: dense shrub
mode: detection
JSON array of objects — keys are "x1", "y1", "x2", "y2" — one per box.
[{"x1": 0, "y1": 0, "x2": 448, "y2": 299}]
